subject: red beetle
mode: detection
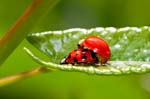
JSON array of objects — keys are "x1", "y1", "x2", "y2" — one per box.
[
  {"x1": 78, "y1": 36, "x2": 111, "y2": 64},
  {"x1": 60, "y1": 48, "x2": 98, "y2": 65}
]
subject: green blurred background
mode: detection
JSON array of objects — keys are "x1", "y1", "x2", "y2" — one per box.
[{"x1": 0, "y1": 0, "x2": 150, "y2": 98}]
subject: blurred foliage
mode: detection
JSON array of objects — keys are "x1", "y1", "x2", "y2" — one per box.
[{"x1": 0, "y1": 0, "x2": 150, "y2": 99}]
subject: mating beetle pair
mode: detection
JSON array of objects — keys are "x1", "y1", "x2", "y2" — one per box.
[{"x1": 60, "y1": 36, "x2": 111, "y2": 65}]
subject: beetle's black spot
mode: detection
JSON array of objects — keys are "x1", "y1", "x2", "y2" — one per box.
[
  {"x1": 68, "y1": 55, "x2": 71, "y2": 58},
  {"x1": 73, "y1": 58, "x2": 78, "y2": 63},
  {"x1": 82, "y1": 49, "x2": 88, "y2": 52},
  {"x1": 90, "y1": 50, "x2": 96, "y2": 58},
  {"x1": 77, "y1": 44, "x2": 80, "y2": 48},
  {"x1": 81, "y1": 56, "x2": 87, "y2": 60}
]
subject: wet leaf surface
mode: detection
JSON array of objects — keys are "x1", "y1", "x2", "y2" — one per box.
[{"x1": 25, "y1": 26, "x2": 150, "y2": 75}]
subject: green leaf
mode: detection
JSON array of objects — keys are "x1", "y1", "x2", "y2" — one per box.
[{"x1": 25, "y1": 26, "x2": 150, "y2": 75}]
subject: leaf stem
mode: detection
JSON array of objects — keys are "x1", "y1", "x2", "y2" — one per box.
[{"x1": 0, "y1": 66, "x2": 51, "y2": 87}]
